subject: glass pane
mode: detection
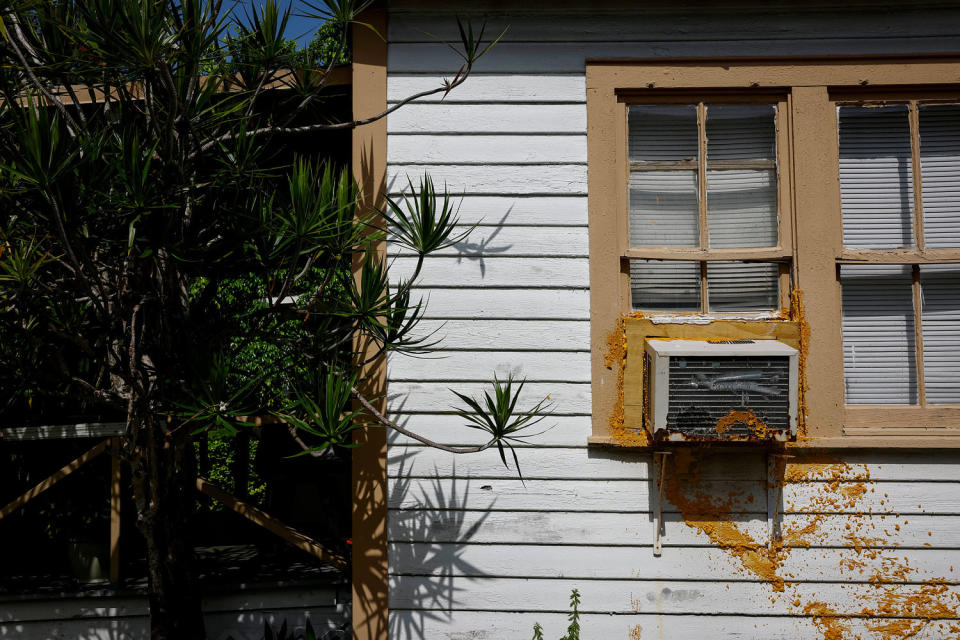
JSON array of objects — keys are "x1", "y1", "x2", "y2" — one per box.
[
  {"x1": 629, "y1": 170, "x2": 699, "y2": 247},
  {"x1": 706, "y1": 262, "x2": 779, "y2": 312},
  {"x1": 628, "y1": 105, "x2": 698, "y2": 162},
  {"x1": 707, "y1": 169, "x2": 778, "y2": 248},
  {"x1": 841, "y1": 265, "x2": 917, "y2": 404},
  {"x1": 630, "y1": 260, "x2": 700, "y2": 312},
  {"x1": 839, "y1": 106, "x2": 915, "y2": 249},
  {"x1": 919, "y1": 104, "x2": 960, "y2": 249},
  {"x1": 705, "y1": 104, "x2": 776, "y2": 162},
  {"x1": 920, "y1": 264, "x2": 960, "y2": 404}
]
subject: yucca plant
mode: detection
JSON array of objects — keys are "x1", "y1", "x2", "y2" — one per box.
[{"x1": 0, "y1": 2, "x2": 538, "y2": 639}]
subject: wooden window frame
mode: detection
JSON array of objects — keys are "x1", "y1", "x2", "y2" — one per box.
[{"x1": 586, "y1": 55, "x2": 960, "y2": 449}]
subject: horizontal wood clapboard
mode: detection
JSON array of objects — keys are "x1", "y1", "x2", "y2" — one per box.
[{"x1": 388, "y1": 612, "x2": 955, "y2": 640}]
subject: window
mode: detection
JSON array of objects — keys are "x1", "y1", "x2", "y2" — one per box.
[
  {"x1": 627, "y1": 102, "x2": 790, "y2": 313},
  {"x1": 587, "y1": 57, "x2": 960, "y2": 446},
  {"x1": 838, "y1": 102, "x2": 960, "y2": 414}
]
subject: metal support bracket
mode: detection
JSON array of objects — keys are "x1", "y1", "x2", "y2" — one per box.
[
  {"x1": 766, "y1": 452, "x2": 794, "y2": 544},
  {"x1": 652, "y1": 450, "x2": 672, "y2": 557}
]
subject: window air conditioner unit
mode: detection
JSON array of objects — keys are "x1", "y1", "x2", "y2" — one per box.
[{"x1": 644, "y1": 339, "x2": 798, "y2": 442}]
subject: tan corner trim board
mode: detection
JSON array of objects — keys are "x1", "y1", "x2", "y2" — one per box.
[{"x1": 351, "y1": 5, "x2": 389, "y2": 640}]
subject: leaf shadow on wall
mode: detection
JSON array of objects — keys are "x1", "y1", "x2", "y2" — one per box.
[{"x1": 387, "y1": 450, "x2": 492, "y2": 640}]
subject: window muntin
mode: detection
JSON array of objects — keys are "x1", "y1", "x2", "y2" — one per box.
[
  {"x1": 838, "y1": 101, "x2": 960, "y2": 408},
  {"x1": 626, "y1": 102, "x2": 785, "y2": 313}
]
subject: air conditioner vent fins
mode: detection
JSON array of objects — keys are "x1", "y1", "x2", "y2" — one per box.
[{"x1": 644, "y1": 338, "x2": 799, "y2": 442}]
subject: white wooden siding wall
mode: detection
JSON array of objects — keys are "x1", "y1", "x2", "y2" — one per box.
[{"x1": 384, "y1": 2, "x2": 960, "y2": 638}]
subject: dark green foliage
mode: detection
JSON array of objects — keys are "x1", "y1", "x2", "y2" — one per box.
[{"x1": 0, "y1": 1, "x2": 539, "y2": 635}]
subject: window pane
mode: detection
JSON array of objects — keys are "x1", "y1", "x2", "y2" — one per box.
[
  {"x1": 919, "y1": 104, "x2": 960, "y2": 249},
  {"x1": 630, "y1": 260, "x2": 700, "y2": 311},
  {"x1": 705, "y1": 104, "x2": 776, "y2": 161},
  {"x1": 706, "y1": 262, "x2": 779, "y2": 312},
  {"x1": 839, "y1": 106, "x2": 915, "y2": 249},
  {"x1": 629, "y1": 170, "x2": 699, "y2": 247},
  {"x1": 920, "y1": 264, "x2": 960, "y2": 404},
  {"x1": 706, "y1": 169, "x2": 778, "y2": 248},
  {"x1": 841, "y1": 265, "x2": 917, "y2": 404},
  {"x1": 628, "y1": 105, "x2": 697, "y2": 162}
]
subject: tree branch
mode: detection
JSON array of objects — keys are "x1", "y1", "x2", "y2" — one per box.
[
  {"x1": 197, "y1": 71, "x2": 471, "y2": 154},
  {"x1": 1, "y1": 10, "x2": 79, "y2": 133},
  {"x1": 286, "y1": 425, "x2": 338, "y2": 460},
  {"x1": 350, "y1": 387, "x2": 493, "y2": 454},
  {"x1": 71, "y1": 377, "x2": 129, "y2": 409}
]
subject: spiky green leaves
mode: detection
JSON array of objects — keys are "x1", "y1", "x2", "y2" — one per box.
[
  {"x1": 383, "y1": 174, "x2": 473, "y2": 262},
  {"x1": 273, "y1": 368, "x2": 364, "y2": 453},
  {"x1": 452, "y1": 375, "x2": 552, "y2": 480},
  {"x1": 0, "y1": 236, "x2": 53, "y2": 292}
]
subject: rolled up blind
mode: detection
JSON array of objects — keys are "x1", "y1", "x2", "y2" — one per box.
[
  {"x1": 839, "y1": 106, "x2": 915, "y2": 250},
  {"x1": 706, "y1": 169, "x2": 777, "y2": 248},
  {"x1": 840, "y1": 265, "x2": 918, "y2": 404}
]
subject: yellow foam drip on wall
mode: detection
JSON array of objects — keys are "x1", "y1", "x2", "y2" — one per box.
[{"x1": 659, "y1": 450, "x2": 959, "y2": 639}]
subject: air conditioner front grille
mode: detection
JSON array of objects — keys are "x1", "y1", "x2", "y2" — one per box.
[{"x1": 666, "y1": 355, "x2": 791, "y2": 436}]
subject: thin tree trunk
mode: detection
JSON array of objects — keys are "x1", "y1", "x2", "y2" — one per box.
[{"x1": 130, "y1": 413, "x2": 206, "y2": 640}]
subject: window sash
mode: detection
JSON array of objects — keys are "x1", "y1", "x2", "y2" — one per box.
[
  {"x1": 837, "y1": 100, "x2": 960, "y2": 410},
  {"x1": 625, "y1": 99, "x2": 791, "y2": 314}
]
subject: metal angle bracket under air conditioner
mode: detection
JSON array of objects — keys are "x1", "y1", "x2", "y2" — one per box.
[{"x1": 643, "y1": 338, "x2": 799, "y2": 442}]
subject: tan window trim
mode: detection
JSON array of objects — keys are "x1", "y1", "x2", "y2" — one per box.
[{"x1": 587, "y1": 55, "x2": 960, "y2": 450}]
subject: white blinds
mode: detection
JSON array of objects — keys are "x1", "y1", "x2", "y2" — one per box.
[
  {"x1": 840, "y1": 265, "x2": 918, "y2": 405},
  {"x1": 920, "y1": 265, "x2": 960, "y2": 404},
  {"x1": 628, "y1": 105, "x2": 697, "y2": 162},
  {"x1": 706, "y1": 105, "x2": 778, "y2": 249},
  {"x1": 628, "y1": 106, "x2": 699, "y2": 248},
  {"x1": 707, "y1": 262, "x2": 779, "y2": 312},
  {"x1": 628, "y1": 171, "x2": 698, "y2": 247},
  {"x1": 919, "y1": 104, "x2": 960, "y2": 248},
  {"x1": 705, "y1": 105, "x2": 776, "y2": 161},
  {"x1": 630, "y1": 260, "x2": 700, "y2": 311},
  {"x1": 706, "y1": 169, "x2": 777, "y2": 248},
  {"x1": 839, "y1": 106, "x2": 915, "y2": 249},
  {"x1": 838, "y1": 103, "x2": 960, "y2": 407}
]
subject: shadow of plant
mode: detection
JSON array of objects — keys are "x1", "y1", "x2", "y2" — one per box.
[
  {"x1": 451, "y1": 209, "x2": 513, "y2": 277},
  {"x1": 387, "y1": 455, "x2": 492, "y2": 640}
]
